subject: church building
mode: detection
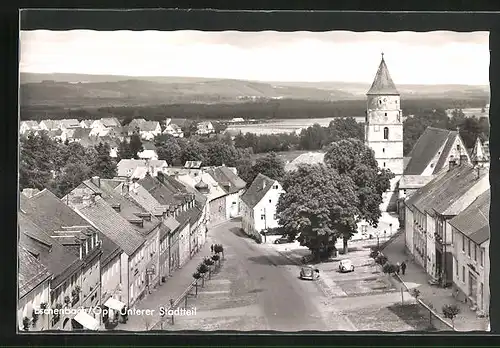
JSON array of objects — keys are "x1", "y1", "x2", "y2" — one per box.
[{"x1": 365, "y1": 53, "x2": 404, "y2": 212}]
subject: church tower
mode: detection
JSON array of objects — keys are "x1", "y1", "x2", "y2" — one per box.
[{"x1": 365, "y1": 53, "x2": 404, "y2": 212}]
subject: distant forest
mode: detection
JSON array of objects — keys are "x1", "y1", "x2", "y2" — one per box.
[{"x1": 20, "y1": 97, "x2": 488, "y2": 122}]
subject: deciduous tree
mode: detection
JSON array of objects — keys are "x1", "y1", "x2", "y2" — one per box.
[
  {"x1": 276, "y1": 163, "x2": 359, "y2": 261},
  {"x1": 91, "y1": 142, "x2": 117, "y2": 179},
  {"x1": 327, "y1": 117, "x2": 365, "y2": 143},
  {"x1": 129, "y1": 134, "x2": 144, "y2": 159},
  {"x1": 250, "y1": 152, "x2": 285, "y2": 183},
  {"x1": 324, "y1": 138, "x2": 393, "y2": 253}
]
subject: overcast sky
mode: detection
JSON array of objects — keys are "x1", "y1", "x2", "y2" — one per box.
[{"x1": 20, "y1": 30, "x2": 489, "y2": 85}]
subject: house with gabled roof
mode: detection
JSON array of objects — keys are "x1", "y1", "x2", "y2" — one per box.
[
  {"x1": 397, "y1": 126, "x2": 471, "y2": 221},
  {"x1": 117, "y1": 159, "x2": 168, "y2": 179},
  {"x1": 449, "y1": 189, "x2": 490, "y2": 317},
  {"x1": 284, "y1": 152, "x2": 325, "y2": 172},
  {"x1": 66, "y1": 188, "x2": 147, "y2": 308},
  {"x1": 64, "y1": 176, "x2": 162, "y2": 309},
  {"x1": 196, "y1": 121, "x2": 215, "y2": 136},
  {"x1": 205, "y1": 166, "x2": 247, "y2": 219},
  {"x1": 19, "y1": 190, "x2": 103, "y2": 331},
  {"x1": 18, "y1": 244, "x2": 52, "y2": 331},
  {"x1": 176, "y1": 171, "x2": 228, "y2": 227},
  {"x1": 127, "y1": 119, "x2": 162, "y2": 140},
  {"x1": 20, "y1": 120, "x2": 40, "y2": 135},
  {"x1": 404, "y1": 163, "x2": 489, "y2": 281},
  {"x1": 38, "y1": 120, "x2": 59, "y2": 132},
  {"x1": 57, "y1": 119, "x2": 80, "y2": 130},
  {"x1": 90, "y1": 118, "x2": 122, "y2": 137},
  {"x1": 163, "y1": 118, "x2": 184, "y2": 138},
  {"x1": 111, "y1": 178, "x2": 180, "y2": 281},
  {"x1": 240, "y1": 174, "x2": 284, "y2": 240},
  {"x1": 80, "y1": 120, "x2": 93, "y2": 128}
]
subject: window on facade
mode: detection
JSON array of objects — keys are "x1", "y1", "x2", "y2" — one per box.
[
  {"x1": 462, "y1": 266, "x2": 465, "y2": 282},
  {"x1": 273, "y1": 213, "x2": 277, "y2": 220},
  {"x1": 383, "y1": 127, "x2": 389, "y2": 140},
  {"x1": 273, "y1": 185, "x2": 278, "y2": 189},
  {"x1": 480, "y1": 249, "x2": 484, "y2": 267},
  {"x1": 474, "y1": 245, "x2": 477, "y2": 262},
  {"x1": 383, "y1": 162, "x2": 386, "y2": 167},
  {"x1": 261, "y1": 215, "x2": 265, "y2": 220},
  {"x1": 455, "y1": 258, "x2": 458, "y2": 276},
  {"x1": 468, "y1": 240, "x2": 471, "y2": 257},
  {"x1": 384, "y1": 113, "x2": 387, "y2": 117},
  {"x1": 462, "y1": 235, "x2": 465, "y2": 252},
  {"x1": 269, "y1": 199, "x2": 272, "y2": 203}
]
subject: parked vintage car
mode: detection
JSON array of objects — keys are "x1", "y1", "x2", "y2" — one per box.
[
  {"x1": 339, "y1": 259, "x2": 355, "y2": 273},
  {"x1": 299, "y1": 266, "x2": 320, "y2": 280},
  {"x1": 274, "y1": 236, "x2": 292, "y2": 244}
]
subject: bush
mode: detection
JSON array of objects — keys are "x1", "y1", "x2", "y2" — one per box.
[
  {"x1": 214, "y1": 244, "x2": 224, "y2": 254},
  {"x1": 204, "y1": 257, "x2": 215, "y2": 266},
  {"x1": 211, "y1": 254, "x2": 220, "y2": 262},
  {"x1": 383, "y1": 263, "x2": 398, "y2": 275},
  {"x1": 192, "y1": 272, "x2": 202, "y2": 280},
  {"x1": 197, "y1": 263, "x2": 209, "y2": 274},
  {"x1": 375, "y1": 254, "x2": 388, "y2": 265},
  {"x1": 442, "y1": 304, "x2": 461, "y2": 325}
]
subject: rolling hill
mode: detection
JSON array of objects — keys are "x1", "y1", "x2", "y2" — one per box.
[{"x1": 20, "y1": 73, "x2": 490, "y2": 107}]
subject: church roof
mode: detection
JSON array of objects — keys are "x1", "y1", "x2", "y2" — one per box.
[{"x1": 367, "y1": 54, "x2": 400, "y2": 96}]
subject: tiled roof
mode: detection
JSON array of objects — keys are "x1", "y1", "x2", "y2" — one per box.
[
  {"x1": 399, "y1": 175, "x2": 435, "y2": 189},
  {"x1": 83, "y1": 179, "x2": 162, "y2": 237},
  {"x1": 408, "y1": 164, "x2": 486, "y2": 218},
  {"x1": 101, "y1": 118, "x2": 121, "y2": 127},
  {"x1": 137, "y1": 121, "x2": 160, "y2": 132},
  {"x1": 241, "y1": 173, "x2": 276, "y2": 209},
  {"x1": 81, "y1": 120, "x2": 93, "y2": 127},
  {"x1": 138, "y1": 175, "x2": 180, "y2": 207},
  {"x1": 21, "y1": 120, "x2": 39, "y2": 128},
  {"x1": 174, "y1": 176, "x2": 208, "y2": 207},
  {"x1": 284, "y1": 152, "x2": 325, "y2": 172},
  {"x1": 117, "y1": 159, "x2": 167, "y2": 177},
  {"x1": 404, "y1": 127, "x2": 455, "y2": 175},
  {"x1": 432, "y1": 132, "x2": 459, "y2": 174},
  {"x1": 18, "y1": 212, "x2": 82, "y2": 288},
  {"x1": 18, "y1": 245, "x2": 52, "y2": 298},
  {"x1": 206, "y1": 167, "x2": 246, "y2": 194},
  {"x1": 59, "y1": 119, "x2": 80, "y2": 128},
  {"x1": 40, "y1": 120, "x2": 57, "y2": 130},
  {"x1": 366, "y1": 55, "x2": 399, "y2": 95},
  {"x1": 449, "y1": 189, "x2": 490, "y2": 245},
  {"x1": 77, "y1": 197, "x2": 145, "y2": 256},
  {"x1": 20, "y1": 189, "x2": 92, "y2": 235}
]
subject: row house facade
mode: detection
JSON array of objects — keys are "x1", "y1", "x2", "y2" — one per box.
[
  {"x1": 68, "y1": 192, "x2": 147, "y2": 308},
  {"x1": 241, "y1": 174, "x2": 284, "y2": 239},
  {"x1": 449, "y1": 189, "x2": 490, "y2": 317},
  {"x1": 65, "y1": 176, "x2": 163, "y2": 295},
  {"x1": 404, "y1": 162, "x2": 489, "y2": 285},
  {"x1": 19, "y1": 190, "x2": 103, "y2": 331},
  {"x1": 18, "y1": 245, "x2": 52, "y2": 331}
]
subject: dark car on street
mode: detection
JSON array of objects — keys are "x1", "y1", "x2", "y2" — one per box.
[{"x1": 274, "y1": 236, "x2": 292, "y2": 244}]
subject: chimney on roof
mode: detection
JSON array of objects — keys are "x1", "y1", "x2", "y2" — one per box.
[
  {"x1": 122, "y1": 182, "x2": 129, "y2": 196},
  {"x1": 91, "y1": 176, "x2": 100, "y2": 187}
]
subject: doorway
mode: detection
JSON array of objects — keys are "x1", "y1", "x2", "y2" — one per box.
[{"x1": 469, "y1": 271, "x2": 478, "y2": 304}]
